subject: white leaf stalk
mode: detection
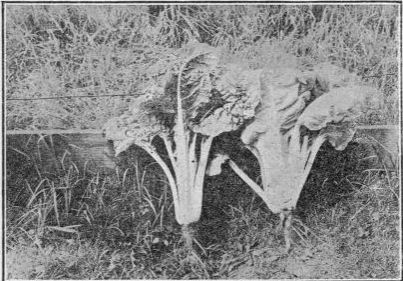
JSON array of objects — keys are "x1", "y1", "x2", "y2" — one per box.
[
  {"x1": 232, "y1": 125, "x2": 326, "y2": 214},
  {"x1": 170, "y1": 60, "x2": 214, "y2": 225},
  {"x1": 160, "y1": 132, "x2": 214, "y2": 225}
]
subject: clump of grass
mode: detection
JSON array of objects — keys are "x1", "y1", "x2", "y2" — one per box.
[
  {"x1": 6, "y1": 5, "x2": 399, "y2": 130},
  {"x1": 7, "y1": 140, "x2": 400, "y2": 279},
  {"x1": 6, "y1": 239, "x2": 154, "y2": 279},
  {"x1": 6, "y1": 139, "x2": 183, "y2": 279},
  {"x1": 302, "y1": 168, "x2": 400, "y2": 279}
]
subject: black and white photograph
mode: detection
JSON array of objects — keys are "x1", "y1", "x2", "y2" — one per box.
[{"x1": 1, "y1": 1, "x2": 401, "y2": 279}]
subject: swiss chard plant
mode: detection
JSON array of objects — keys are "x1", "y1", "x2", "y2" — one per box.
[
  {"x1": 103, "y1": 43, "x2": 261, "y2": 246},
  {"x1": 209, "y1": 62, "x2": 379, "y2": 249}
]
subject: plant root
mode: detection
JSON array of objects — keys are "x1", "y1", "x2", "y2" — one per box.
[
  {"x1": 284, "y1": 212, "x2": 293, "y2": 253},
  {"x1": 277, "y1": 210, "x2": 293, "y2": 253},
  {"x1": 181, "y1": 224, "x2": 193, "y2": 250}
]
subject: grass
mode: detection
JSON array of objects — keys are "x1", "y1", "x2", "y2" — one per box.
[
  {"x1": 6, "y1": 141, "x2": 179, "y2": 279},
  {"x1": 299, "y1": 171, "x2": 400, "y2": 279},
  {"x1": 4, "y1": 4, "x2": 400, "y2": 279},
  {"x1": 6, "y1": 139, "x2": 401, "y2": 279},
  {"x1": 5, "y1": 5, "x2": 399, "y2": 130}
]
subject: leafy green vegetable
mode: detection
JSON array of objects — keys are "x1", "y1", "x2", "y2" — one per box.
[
  {"x1": 104, "y1": 43, "x2": 261, "y2": 240},
  {"x1": 213, "y1": 63, "x2": 378, "y2": 214}
]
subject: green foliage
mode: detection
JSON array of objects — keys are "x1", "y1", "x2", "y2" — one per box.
[{"x1": 6, "y1": 4, "x2": 399, "y2": 130}]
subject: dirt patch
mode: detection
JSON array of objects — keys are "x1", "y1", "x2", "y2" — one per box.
[{"x1": 226, "y1": 242, "x2": 345, "y2": 279}]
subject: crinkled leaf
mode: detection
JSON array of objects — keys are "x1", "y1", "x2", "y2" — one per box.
[
  {"x1": 297, "y1": 85, "x2": 375, "y2": 150},
  {"x1": 104, "y1": 43, "x2": 224, "y2": 155},
  {"x1": 193, "y1": 68, "x2": 262, "y2": 137},
  {"x1": 193, "y1": 107, "x2": 240, "y2": 137},
  {"x1": 229, "y1": 69, "x2": 262, "y2": 119},
  {"x1": 170, "y1": 43, "x2": 223, "y2": 124},
  {"x1": 103, "y1": 117, "x2": 137, "y2": 155},
  {"x1": 241, "y1": 68, "x2": 304, "y2": 145},
  {"x1": 241, "y1": 65, "x2": 367, "y2": 147},
  {"x1": 297, "y1": 86, "x2": 368, "y2": 131},
  {"x1": 103, "y1": 117, "x2": 128, "y2": 141},
  {"x1": 279, "y1": 92, "x2": 310, "y2": 132},
  {"x1": 206, "y1": 154, "x2": 229, "y2": 176},
  {"x1": 217, "y1": 67, "x2": 262, "y2": 119},
  {"x1": 241, "y1": 108, "x2": 269, "y2": 146},
  {"x1": 310, "y1": 62, "x2": 359, "y2": 88},
  {"x1": 320, "y1": 123, "x2": 357, "y2": 150},
  {"x1": 103, "y1": 104, "x2": 165, "y2": 155},
  {"x1": 179, "y1": 42, "x2": 220, "y2": 66}
]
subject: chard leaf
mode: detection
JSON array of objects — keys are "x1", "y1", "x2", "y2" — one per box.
[
  {"x1": 103, "y1": 100, "x2": 166, "y2": 155},
  {"x1": 320, "y1": 123, "x2": 357, "y2": 150},
  {"x1": 297, "y1": 85, "x2": 376, "y2": 150},
  {"x1": 193, "y1": 107, "x2": 239, "y2": 137},
  {"x1": 297, "y1": 85, "x2": 368, "y2": 131},
  {"x1": 193, "y1": 67, "x2": 262, "y2": 137}
]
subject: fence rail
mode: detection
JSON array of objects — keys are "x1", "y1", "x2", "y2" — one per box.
[
  {"x1": 5, "y1": 125, "x2": 400, "y2": 136},
  {"x1": 5, "y1": 125, "x2": 400, "y2": 173}
]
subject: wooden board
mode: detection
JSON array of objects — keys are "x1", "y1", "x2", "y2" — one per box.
[
  {"x1": 5, "y1": 125, "x2": 400, "y2": 174},
  {"x1": 6, "y1": 132, "x2": 116, "y2": 176}
]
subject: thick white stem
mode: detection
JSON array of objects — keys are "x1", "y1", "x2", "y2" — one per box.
[
  {"x1": 181, "y1": 135, "x2": 214, "y2": 223},
  {"x1": 175, "y1": 62, "x2": 189, "y2": 162},
  {"x1": 289, "y1": 125, "x2": 301, "y2": 163},
  {"x1": 194, "y1": 136, "x2": 214, "y2": 189},
  {"x1": 174, "y1": 60, "x2": 214, "y2": 225},
  {"x1": 188, "y1": 132, "x2": 198, "y2": 181},
  {"x1": 228, "y1": 159, "x2": 271, "y2": 207},
  {"x1": 248, "y1": 146, "x2": 269, "y2": 188},
  {"x1": 140, "y1": 145, "x2": 179, "y2": 217},
  {"x1": 299, "y1": 135, "x2": 325, "y2": 190},
  {"x1": 174, "y1": 62, "x2": 193, "y2": 224},
  {"x1": 161, "y1": 134, "x2": 178, "y2": 176},
  {"x1": 300, "y1": 135, "x2": 309, "y2": 160},
  {"x1": 288, "y1": 126, "x2": 306, "y2": 183},
  {"x1": 176, "y1": 62, "x2": 187, "y2": 138}
]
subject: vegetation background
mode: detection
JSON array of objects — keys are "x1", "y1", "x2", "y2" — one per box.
[
  {"x1": 5, "y1": 4, "x2": 400, "y2": 279},
  {"x1": 6, "y1": 4, "x2": 399, "y2": 129}
]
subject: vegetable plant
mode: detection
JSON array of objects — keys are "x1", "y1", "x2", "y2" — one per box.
[
  {"x1": 209, "y1": 62, "x2": 379, "y2": 250},
  {"x1": 103, "y1": 43, "x2": 261, "y2": 247}
]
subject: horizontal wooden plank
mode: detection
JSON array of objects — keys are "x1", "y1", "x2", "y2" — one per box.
[
  {"x1": 356, "y1": 125, "x2": 399, "y2": 130},
  {"x1": 6, "y1": 133, "x2": 117, "y2": 171},
  {"x1": 5, "y1": 125, "x2": 400, "y2": 135},
  {"x1": 6, "y1": 129, "x2": 102, "y2": 135},
  {"x1": 5, "y1": 124, "x2": 399, "y2": 173}
]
